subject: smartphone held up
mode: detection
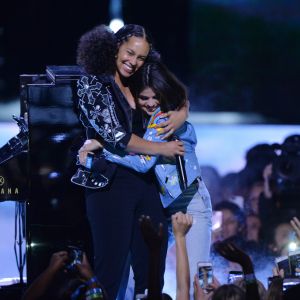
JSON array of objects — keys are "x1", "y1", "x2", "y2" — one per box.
[
  {"x1": 228, "y1": 271, "x2": 243, "y2": 284},
  {"x1": 198, "y1": 261, "x2": 213, "y2": 291}
]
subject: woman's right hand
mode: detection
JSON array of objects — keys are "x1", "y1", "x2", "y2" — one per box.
[
  {"x1": 157, "y1": 140, "x2": 184, "y2": 158},
  {"x1": 79, "y1": 139, "x2": 103, "y2": 153},
  {"x1": 172, "y1": 212, "x2": 193, "y2": 239}
]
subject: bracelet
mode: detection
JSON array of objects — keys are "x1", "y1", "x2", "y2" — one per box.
[
  {"x1": 86, "y1": 287, "x2": 103, "y2": 300},
  {"x1": 244, "y1": 273, "x2": 256, "y2": 284}
]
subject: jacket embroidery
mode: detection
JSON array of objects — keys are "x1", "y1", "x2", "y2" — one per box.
[{"x1": 77, "y1": 75, "x2": 126, "y2": 146}]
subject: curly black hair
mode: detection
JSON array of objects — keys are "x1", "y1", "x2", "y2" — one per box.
[
  {"x1": 77, "y1": 24, "x2": 156, "y2": 76},
  {"x1": 76, "y1": 25, "x2": 117, "y2": 75}
]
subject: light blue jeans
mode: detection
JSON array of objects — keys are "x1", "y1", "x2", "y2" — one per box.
[{"x1": 165, "y1": 178, "x2": 212, "y2": 299}]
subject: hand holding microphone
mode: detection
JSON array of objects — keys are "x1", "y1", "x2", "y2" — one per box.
[{"x1": 172, "y1": 135, "x2": 188, "y2": 191}]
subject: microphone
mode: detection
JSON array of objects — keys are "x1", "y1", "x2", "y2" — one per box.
[{"x1": 172, "y1": 135, "x2": 188, "y2": 191}]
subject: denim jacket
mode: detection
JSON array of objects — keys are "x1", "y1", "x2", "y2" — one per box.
[{"x1": 103, "y1": 108, "x2": 202, "y2": 208}]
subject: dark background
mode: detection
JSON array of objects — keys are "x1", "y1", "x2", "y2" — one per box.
[{"x1": 1, "y1": 0, "x2": 300, "y2": 123}]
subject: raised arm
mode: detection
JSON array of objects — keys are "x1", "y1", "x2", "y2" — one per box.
[
  {"x1": 139, "y1": 215, "x2": 165, "y2": 300},
  {"x1": 214, "y1": 241, "x2": 260, "y2": 300},
  {"x1": 22, "y1": 251, "x2": 69, "y2": 300},
  {"x1": 172, "y1": 212, "x2": 193, "y2": 300}
]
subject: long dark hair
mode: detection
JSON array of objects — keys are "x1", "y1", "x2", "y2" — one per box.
[
  {"x1": 135, "y1": 62, "x2": 187, "y2": 112},
  {"x1": 76, "y1": 24, "x2": 154, "y2": 75}
]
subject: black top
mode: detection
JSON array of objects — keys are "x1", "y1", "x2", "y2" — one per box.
[{"x1": 132, "y1": 107, "x2": 146, "y2": 137}]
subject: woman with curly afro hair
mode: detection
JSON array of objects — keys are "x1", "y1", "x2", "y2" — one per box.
[{"x1": 75, "y1": 24, "x2": 189, "y2": 299}]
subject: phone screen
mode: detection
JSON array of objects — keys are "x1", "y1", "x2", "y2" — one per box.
[
  {"x1": 283, "y1": 278, "x2": 300, "y2": 291},
  {"x1": 288, "y1": 249, "x2": 300, "y2": 277},
  {"x1": 275, "y1": 255, "x2": 290, "y2": 277},
  {"x1": 85, "y1": 152, "x2": 94, "y2": 169},
  {"x1": 198, "y1": 262, "x2": 213, "y2": 289},
  {"x1": 228, "y1": 271, "x2": 243, "y2": 284}
]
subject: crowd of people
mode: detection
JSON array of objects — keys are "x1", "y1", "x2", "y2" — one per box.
[
  {"x1": 21, "y1": 22, "x2": 300, "y2": 300},
  {"x1": 21, "y1": 212, "x2": 300, "y2": 300}
]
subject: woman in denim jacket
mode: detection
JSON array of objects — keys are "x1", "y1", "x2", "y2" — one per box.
[{"x1": 102, "y1": 61, "x2": 212, "y2": 298}]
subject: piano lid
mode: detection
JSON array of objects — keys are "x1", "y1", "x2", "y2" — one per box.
[{"x1": 46, "y1": 65, "x2": 85, "y2": 84}]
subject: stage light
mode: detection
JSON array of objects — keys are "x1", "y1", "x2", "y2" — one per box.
[
  {"x1": 288, "y1": 231, "x2": 298, "y2": 251},
  {"x1": 48, "y1": 172, "x2": 60, "y2": 179},
  {"x1": 289, "y1": 241, "x2": 298, "y2": 252},
  {"x1": 51, "y1": 133, "x2": 67, "y2": 143},
  {"x1": 109, "y1": 18, "x2": 124, "y2": 33}
]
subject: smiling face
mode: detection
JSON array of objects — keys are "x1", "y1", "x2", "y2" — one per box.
[
  {"x1": 137, "y1": 87, "x2": 160, "y2": 116},
  {"x1": 115, "y1": 36, "x2": 150, "y2": 78}
]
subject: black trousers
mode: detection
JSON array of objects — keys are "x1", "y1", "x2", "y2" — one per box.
[{"x1": 85, "y1": 166, "x2": 168, "y2": 300}]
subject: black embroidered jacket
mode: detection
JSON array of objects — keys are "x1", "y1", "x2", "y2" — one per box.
[{"x1": 76, "y1": 74, "x2": 133, "y2": 152}]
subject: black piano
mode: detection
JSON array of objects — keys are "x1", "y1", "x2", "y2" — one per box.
[{"x1": 0, "y1": 66, "x2": 91, "y2": 290}]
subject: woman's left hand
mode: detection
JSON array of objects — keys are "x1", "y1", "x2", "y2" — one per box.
[{"x1": 156, "y1": 102, "x2": 189, "y2": 139}]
